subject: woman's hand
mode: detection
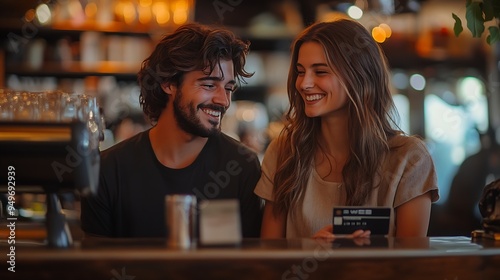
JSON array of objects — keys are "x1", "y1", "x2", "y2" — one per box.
[
  {"x1": 312, "y1": 225, "x2": 371, "y2": 239},
  {"x1": 313, "y1": 225, "x2": 335, "y2": 239}
]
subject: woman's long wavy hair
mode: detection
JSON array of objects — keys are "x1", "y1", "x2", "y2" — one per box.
[
  {"x1": 137, "y1": 23, "x2": 253, "y2": 124},
  {"x1": 273, "y1": 19, "x2": 401, "y2": 216}
]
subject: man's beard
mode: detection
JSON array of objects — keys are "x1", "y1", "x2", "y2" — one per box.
[{"x1": 173, "y1": 89, "x2": 225, "y2": 137}]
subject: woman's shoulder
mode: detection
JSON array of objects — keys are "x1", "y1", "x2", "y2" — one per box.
[
  {"x1": 386, "y1": 134, "x2": 433, "y2": 165},
  {"x1": 388, "y1": 134, "x2": 428, "y2": 152},
  {"x1": 261, "y1": 137, "x2": 282, "y2": 160},
  {"x1": 258, "y1": 137, "x2": 282, "y2": 170}
]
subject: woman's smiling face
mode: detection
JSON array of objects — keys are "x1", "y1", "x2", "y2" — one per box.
[{"x1": 295, "y1": 41, "x2": 348, "y2": 118}]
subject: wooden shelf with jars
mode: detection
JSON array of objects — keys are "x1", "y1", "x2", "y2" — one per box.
[
  {"x1": 49, "y1": 20, "x2": 160, "y2": 36},
  {"x1": 4, "y1": 61, "x2": 142, "y2": 79},
  {"x1": 0, "y1": 19, "x2": 157, "y2": 37},
  {"x1": 0, "y1": 21, "x2": 160, "y2": 83},
  {"x1": 0, "y1": 0, "x2": 194, "y2": 88}
]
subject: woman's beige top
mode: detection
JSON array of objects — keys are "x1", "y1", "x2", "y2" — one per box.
[{"x1": 254, "y1": 135, "x2": 440, "y2": 238}]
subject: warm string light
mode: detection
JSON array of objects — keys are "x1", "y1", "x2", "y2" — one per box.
[
  {"x1": 152, "y1": 1, "x2": 170, "y2": 24},
  {"x1": 30, "y1": 0, "x2": 192, "y2": 28},
  {"x1": 24, "y1": 9, "x2": 36, "y2": 22},
  {"x1": 128, "y1": 0, "x2": 192, "y2": 26},
  {"x1": 372, "y1": 23, "x2": 392, "y2": 43},
  {"x1": 85, "y1": 1, "x2": 98, "y2": 20},
  {"x1": 122, "y1": 1, "x2": 137, "y2": 24},
  {"x1": 173, "y1": 0, "x2": 189, "y2": 25},
  {"x1": 35, "y1": 4, "x2": 52, "y2": 25},
  {"x1": 138, "y1": 0, "x2": 153, "y2": 24}
]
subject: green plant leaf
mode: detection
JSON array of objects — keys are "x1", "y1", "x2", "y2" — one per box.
[
  {"x1": 452, "y1": 13, "x2": 464, "y2": 36},
  {"x1": 487, "y1": 26, "x2": 500, "y2": 44},
  {"x1": 466, "y1": 1, "x2": 485, "y2": 37}
]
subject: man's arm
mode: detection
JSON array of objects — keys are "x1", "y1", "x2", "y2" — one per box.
[
  {"x1": 80, "y1": 176, "x2": 113, "y2": 237},
  {"x1": 238, "y1": 153, "x2": 263, "y2": 238}
]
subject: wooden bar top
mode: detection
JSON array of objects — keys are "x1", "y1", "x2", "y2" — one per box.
[{"x1": 1, "y1": 235, "x2": 500, "y2": 279}]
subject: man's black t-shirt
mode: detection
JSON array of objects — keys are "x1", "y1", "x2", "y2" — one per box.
[{"x1": 81, "y1": 130, "x2": 262, "y2": 238}]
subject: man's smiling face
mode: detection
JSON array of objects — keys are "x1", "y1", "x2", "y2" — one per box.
[{"x1": 172, "y1": 59, "x2": 236, "y2": 137}]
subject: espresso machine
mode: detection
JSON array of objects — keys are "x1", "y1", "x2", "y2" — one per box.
[
  {"x1": 0, "y1": 91, "x2": 101, "y2": 248},
  {"x1": 0, "y1": 121, "x2": 99, "y2": 247}
]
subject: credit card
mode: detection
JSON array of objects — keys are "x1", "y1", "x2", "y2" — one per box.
[{"x1": 333, "y1": 207, "x2": 391, "y2": 236}]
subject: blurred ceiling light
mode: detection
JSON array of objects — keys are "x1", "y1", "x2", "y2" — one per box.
[
  {"x1": 392, "y1": 71, "x2": 409, "y2": 90},
  {"x1": 123, "y1": 1, "x2": 137, "y2": 24},
  {"x1": 85, "y1": 2, "x2": 98, "y2": 19},
  {"x1": 138, "y1": 6, "x2": 152, "y2": 24},
  {"x1": 36, "y1": 4, "x2": 52, "y2": 25},
  {"x1": 173, "y1": 10, "x2": 188, "y2": 25},
  {"x1": 68, "y1": 0, "x2": 84, "y2": 21},
  {"x1": 175, "y1": 0, "x2": 189, "y2": 10},
  {"x1": 24, "y1": 9, "x2": 36, "y2": 22},
  {"x1": 173, "y1": 1, "x2": 189, "y2": 25},
  {"x1": 379, "y1": 23, "x2": 392, "y2": 38},
  {"x1": 347, "y1": 5, "x2": 363, "y2": 19},
  {"x1": 26, "y1": 0, "x2": 193, "y2": 30},
  {"x1": 410, "y1": 74, "x2": 426, "y2": 91},
  {"x1": 114, "y1": 1, "x2": 125, "y2": 21},
  {"x1": 153, "y1": 2, "x2": 170, "y2": 24},
  {"x1": 372, "y1": 26, "x2": 386, "y2": 43}
]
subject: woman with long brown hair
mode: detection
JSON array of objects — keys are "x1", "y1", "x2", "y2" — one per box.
[{"x1": 254, "y1": 19, "x2": 439, "y2": 238}]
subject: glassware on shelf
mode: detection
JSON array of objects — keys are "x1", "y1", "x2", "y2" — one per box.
[
  {"x1": 0, "y1": 89, "x2": 106, "y2": 148},
  {"x1": 0, "y1": 89, "x2": 103, "y2": 248},
  {"x1": 38, "y1": 90, "x2": 62, "y2": 121}
]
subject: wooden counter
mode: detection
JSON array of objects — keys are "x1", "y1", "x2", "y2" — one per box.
[{"x1": 1, "y1": 236, "x2": 500, "y2": 279}]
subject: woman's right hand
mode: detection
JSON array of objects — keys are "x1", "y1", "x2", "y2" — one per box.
[
  {"x1": 350, "y1": 229, "x2": 371, "y2": 238},
  {"x1": 312, "y1": 225, "x2": 371, "y2": 239},
  {"x1": 312, "y1": 225, "x2": 335, "y2": 239}
]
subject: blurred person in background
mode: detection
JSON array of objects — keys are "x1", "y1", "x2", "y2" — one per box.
[{"x1": 430, "y1": 126, "x2": 500, "y2": 236}]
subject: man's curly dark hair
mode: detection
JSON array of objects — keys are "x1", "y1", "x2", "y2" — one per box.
[{"x1": 137, "y1": 23, "x2": 253, "y2": 124}]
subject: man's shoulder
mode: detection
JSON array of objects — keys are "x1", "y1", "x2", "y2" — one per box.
[
  {"x1": 215, "y1": 132, "x2": 250, "y2": 150},
  {"x1": 100, "y1": 130, "x2": 150, "y2": 161},
  {"x1": 212, "y1": 133, "x2": 260, "y2": 164}
]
